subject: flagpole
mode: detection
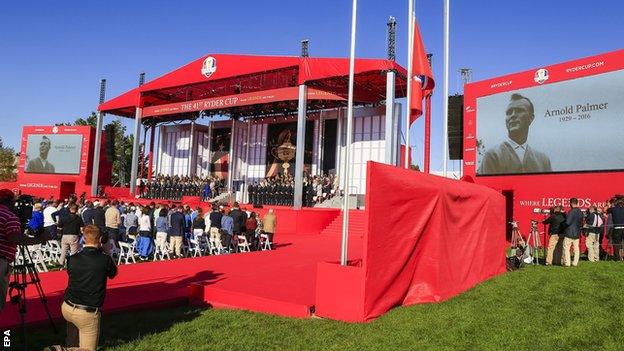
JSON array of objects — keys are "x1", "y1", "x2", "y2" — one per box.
[
  {"x1": 442, "y1": 0, "x2": 450, "y2": 176},
  {"x1": 340, "y1": 0, "x2": 358, "y2": 266},
  {"x1": 404, "y1": 1, "x2": 414, "y2": 169}
]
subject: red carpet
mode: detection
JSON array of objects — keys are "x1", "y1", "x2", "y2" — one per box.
[{"x1": 0, "y1": 210, "x2": 365, "y2": 328}]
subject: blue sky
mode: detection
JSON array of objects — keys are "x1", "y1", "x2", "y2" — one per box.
[{"x1": 0, "y1": 0, "x2": 622, "y2": 170}]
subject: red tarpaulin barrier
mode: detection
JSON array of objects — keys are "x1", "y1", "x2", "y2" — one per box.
[{"x1": 316, "y1": 162, "x2": 506, "y2": 322}]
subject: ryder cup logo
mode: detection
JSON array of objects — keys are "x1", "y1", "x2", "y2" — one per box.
[
  {"x1": 534, "y1": 68, "x2": 549, "y2": 84},
  {"x1": 52, "y1": 126, "x2": 59, "y2": 134},
  {"x1": 201, "y1": 56, "x2": 217, "y2": 78}
]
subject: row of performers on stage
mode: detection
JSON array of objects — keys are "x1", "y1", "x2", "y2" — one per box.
[
  {"x1": 249, "y1": 174, "x2": 339, "y2": 207},
  {"x1": 139, "y1": 175, "x2": 226, "y2": 201}
]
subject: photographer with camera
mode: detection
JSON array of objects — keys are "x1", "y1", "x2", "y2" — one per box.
[
  {"x1": 0, "y1": 189, "x2": 47, "y2": 312},
  {"x1": 61, "y1": 224, "x2": 117, "y2": 350},
  {"x1": 542, "y1": 206, "x2": 566, "y2": 265}
]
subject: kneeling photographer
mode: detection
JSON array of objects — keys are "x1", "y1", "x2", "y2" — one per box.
[
  {"x1": 0, "y1": 189, "x2": 47, "y2": 312},
  {"x1": 62, "y1": 224, "x2": 117, "y2": 350}
]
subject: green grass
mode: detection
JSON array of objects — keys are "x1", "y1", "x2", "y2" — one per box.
[{"x1": 19, "y1": 262, "x2": 624, "y2": 350}]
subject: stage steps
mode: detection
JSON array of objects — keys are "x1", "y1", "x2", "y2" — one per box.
[
  {"x1": 320, "y1": 210, "x2": 367, "y2": 237},
  {"x1": 189, "y1": 283, "x2": 313, "y2": 318}
]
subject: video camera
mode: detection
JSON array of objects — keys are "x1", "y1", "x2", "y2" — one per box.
[{"x1": 13, "y1": 195, "x2": 34, "y2": 228}]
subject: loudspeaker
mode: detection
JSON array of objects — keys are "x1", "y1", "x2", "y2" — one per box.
[
  {"x1": 447, "y1": 94, "x2": 463, "y2": 160},
  {"x1": 104, "y1": 124, "x2": 116, "y2": 161}
]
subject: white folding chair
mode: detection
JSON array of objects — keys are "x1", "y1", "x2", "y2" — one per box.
[
  {"x1": 153, "y1": 241, "x2": 171, "y2": 261},
  {"x1": 48, "y1": 240, "x2": 62, "y2": 264},
  {"x1": 236, "y1": 235, "x2": 251, "y2": 253},
  {"x1": 27, "y1": 245, "x2": 49, "y2": 272},
  {"x1": 259, "y1": 234, "x2": 273, "y2": 251},
  {"x1": 209, "y1": 237, "x2": 223, "y2": 255},
  {"x1": 188, "y1": 239, "x2": 203, "y2": 257},
  {"x1": 118, "y1": 242, "x2": 137, "y2": 265}
]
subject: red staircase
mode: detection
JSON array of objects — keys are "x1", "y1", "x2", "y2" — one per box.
[{"x1": 320, "y1": 210, "x2": 367, "y2": 238}]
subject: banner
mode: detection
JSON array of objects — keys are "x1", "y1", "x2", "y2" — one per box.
[
  {"x1": 210, "y1": 127, "x2": 231, "y2": 179},
  {"x1": 476, "y1": 69, "x2": 624, "y2": 175},
  {"x1": 265, "y1": 122, "x2": 313, "y2": 177}
]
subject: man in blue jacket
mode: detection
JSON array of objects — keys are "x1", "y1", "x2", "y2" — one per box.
[
  {"x1": 169, "y1": 206, "x2": 186, "y2": 258},
  {"x1": 563, "y1": 198, "x2": 583, "y2": 267}
]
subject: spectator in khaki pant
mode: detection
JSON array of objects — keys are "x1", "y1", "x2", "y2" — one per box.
[
  {"x1": 61, "y1": 225, "x2": 117, "y2": 350},
  {"x1": 542, "y1": 206, "x2": 566, "y2": 265},
  {"x1": 584, "y1": 206, "x2": 604, "y2": 262},
  {"x1": 563, "y1": 198, "x2": 583, "y2": 267},
  {"x1": 169, "y1": 206, "x2": 186, "y2": 258},
  {"x1": 57, "y1": 204, "x2": 85, "y2": 267}
]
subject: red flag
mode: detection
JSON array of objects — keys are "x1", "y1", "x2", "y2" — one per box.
[{"x1": 409, "y1": 19, "x2": 435, "y2": 125}]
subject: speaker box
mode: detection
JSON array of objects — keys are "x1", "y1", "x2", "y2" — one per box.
[{"x1": 447, "y1": 94, "x2": 464, "y2": 160}]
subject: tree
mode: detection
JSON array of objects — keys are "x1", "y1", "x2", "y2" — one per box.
[{"x1": 0, "y1": 146, "x2": 17, "y2": 181}]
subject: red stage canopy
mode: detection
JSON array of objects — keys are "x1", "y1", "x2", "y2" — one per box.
[{"x1": 98, "y1": 54, "x2": 407, "y2": 118}]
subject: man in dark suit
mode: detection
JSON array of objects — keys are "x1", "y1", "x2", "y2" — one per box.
[
  {"x1": 26, "y1": 135, "x2": 56, "y2": 173},
  {"x1": 229, "y1": 202, "x2": 247, "y2": 239},
  {"x1": 563, "y1": 198, "x2": 583, "y2": 267},
  {"x1": 478, "y1": 94, "x2": 552, "y2": 175}
]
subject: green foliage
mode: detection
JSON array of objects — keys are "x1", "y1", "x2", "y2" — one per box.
[
  {"x1": 0, "y1": 146, "x2": 17, "y2": 181},
  {"x1": 22, "y1": 262, "x2": 624, "y2": 350}
]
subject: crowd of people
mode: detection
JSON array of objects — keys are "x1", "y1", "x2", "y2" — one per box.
[
  {"x1": 139, "y1": 175, "x2": 226, "y2": 201},
  {"x1": 537, "y1": 195, "x2": 624, "y2": 267},
  {"x1": 249, "y1": 173, "x2": 339, "y2": 207},
  {"x1": 21, "y1": 193, "x2": 279, "y2": 266}
]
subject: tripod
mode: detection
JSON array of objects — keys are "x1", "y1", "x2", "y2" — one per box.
[
  {"x1": 8, "y1": 244, "x2": 57, "y2": 351},
  {"x1": 510, "y1": 221, "x2": 539, "y2": 265}
]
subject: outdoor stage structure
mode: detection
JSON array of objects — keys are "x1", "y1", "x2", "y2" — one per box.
[
  {"x1": 95, "y1": 54, "x2": 410, "y2": 208},
  {"x1": 463, "y1": 49, "x2": 624, "y2": 240}
]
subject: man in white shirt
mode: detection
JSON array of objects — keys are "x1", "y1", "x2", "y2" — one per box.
[{"x1": 43, "y1": 200, "x2": 60, "y2": 239}]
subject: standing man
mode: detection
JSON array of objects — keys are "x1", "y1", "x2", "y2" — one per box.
[
  {"x1": 585, "y1": 206, "x2": 604, "y2": 262},
  {"x1": 262, "y1": 209, "x2": 277, "y2": 245},
  {"x1": 169, "y1": 206, "x2": 186, "y2": 258},
  {"x1": 563, "y1": 198, "x2": 583, "y2": 267},
  {"x1": 104, "y1": 200, "x2": 122, "y2": 248},
  {"x1": 57, "y1": 204, "x2": 85, "y2": 267},
  {"x1": 0, "y1": 189, "x2": 46, "y2": 311},
  {"x1": 43, "y1": 200, "x2": 59, "y2": 239},
  {"x1": 230, "y1": 202, "x2": 247, "y2": 241},
  {"x1": 62, "y1": 225, "x2": 117, "y2": 350},
  {"x1": 542, "y1": 206, "x2": 566, "y2": 265},
  {"x1": 478, "y1": 94, "x2": 552, "y2": 175},
  {"x1": 208, "y1": 205, "x2": 223, "y2": 247},
  {"x1": 607, "y1": 198, "x2": 624, "y2": 261}
]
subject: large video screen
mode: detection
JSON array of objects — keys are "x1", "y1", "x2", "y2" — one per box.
[
  {"x1": 24, "y1": 134, "x2": 83, "y2": 174},
  {"x1": 476, "y1": 69, "x2": 624, "y2": 175}
]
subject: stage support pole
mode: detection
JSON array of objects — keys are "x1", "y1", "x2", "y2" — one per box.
[
  {"x1": 293, "y1": 84, "x2": 308, "y2": 210},
  {"x1": 442, "y1": 0, "x2": 450, "y2": 176},
  {"x1": 155, "y1": 125, "x2": 163, "y2": 176},
  {"x1": 129, "y1": 108, "x2": 142, "y2": 196},
  {"x1": 340, "y1": 0, "x2": 357, "y2": 266},
  {"x1": 244, "y1": 120, "x2": 251, "y2": 203},
  {"x1": 91, "y1": 79, "x2": 106, "y2": 197},
  {"x1": 148, "y1": 124, "x2": 156, "y2": 180},
  {"x1": 207, "y1": 121, "x2": 213, "y2": 178},
  {"x1": 335, "y1": 108, "x2": 343, "y2": 187},
  {"x1": 188, "y1": 121, "x2": 196, "y2": 177},
  {"x1": 393, "y1": 102, "x2": 402, "y2": 165},
  {"x1": 316, "y1": 111, "x2": 324, "y2": 175},
  {"x1": 227, "y1": 118, "x2": 236, "y2": 201},
  {"x1": 384, "y1": 70, "x2": 396, "y2": 164}
]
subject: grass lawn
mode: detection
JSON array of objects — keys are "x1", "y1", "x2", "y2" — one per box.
[{"x1": 18, "y1": 261, "x2": 624, "y2": 351}]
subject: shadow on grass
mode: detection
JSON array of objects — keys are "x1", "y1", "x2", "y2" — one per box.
[{"x1": 13, "y1": 269, "x2": 222, "y2": 350}]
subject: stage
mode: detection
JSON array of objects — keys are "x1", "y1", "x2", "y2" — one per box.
[{"x1": 0, "y1": 210, "x2": 365, "y2": 328}]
